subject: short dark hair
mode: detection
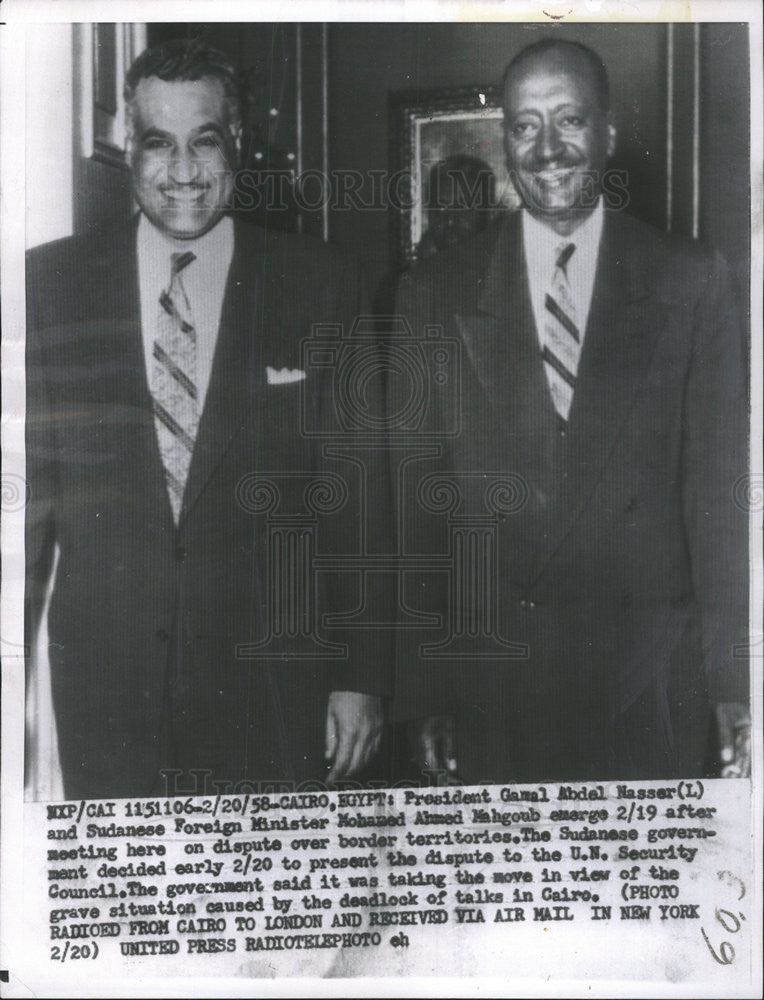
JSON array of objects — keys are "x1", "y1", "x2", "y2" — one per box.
[
  {"x1": 124, "y1": 37, "x2": 241, "y2": 131},
  {"x1": 501, "y1": 38, "x2": 610, "y2": 111}
]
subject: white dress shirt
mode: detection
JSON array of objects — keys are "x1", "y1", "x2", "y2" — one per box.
[
  {"x1": 522, "y1": 198, "x2": 604, "y2": 350},
  {"x1": 137, "y1": 213, "x2": 235, "y2": 412}
]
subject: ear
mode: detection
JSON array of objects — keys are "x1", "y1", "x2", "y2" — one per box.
[
  {"x1": 124, "y1": 103, "x2": 137, "y2": 163},
  {"x1": 606, "y1": 112, "x2": 617, "y2": 158}
]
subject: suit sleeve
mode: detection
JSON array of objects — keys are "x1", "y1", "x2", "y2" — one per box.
[
  {"x1": 681, "y1": 252, "x2": 749, "y2": 705},
  {"x1": 322, "y1": 255, "x2": 395, "y2": 699},
  {"x1": 388, "y1": 270, "x2": 457, "y2": 721}
]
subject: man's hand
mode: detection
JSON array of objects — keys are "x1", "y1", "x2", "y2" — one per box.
[
  {"x1": 409, "y1": 715, "x2": 459, "y2": 784},
  {"x1": 325, "y1": 691, "x2": 383, "y2": 785},
  {"x1": 716, "y1": 702, "x2": 751, "y2": 778}
]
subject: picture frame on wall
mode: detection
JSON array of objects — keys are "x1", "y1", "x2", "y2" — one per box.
[
  {"x1": 75, "y1": 22, "x2": 147, "y2": 168},
  {"x1": 390, "y1": 85, "x2": 520, "y2": 269}
]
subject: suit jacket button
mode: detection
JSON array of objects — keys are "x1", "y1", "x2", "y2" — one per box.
[
  {"x1": 155, "y1": 628, "x2": 170, "y2": 642},
  {"x1": 520, "y1": 599, "x2": 527, "y2": 609},
  {"x1": 528, "y1": 600, "x2": 537, "y2": 610},
  {"x1": 176, "y1": 545, "x2": 187, "y2": 562}
]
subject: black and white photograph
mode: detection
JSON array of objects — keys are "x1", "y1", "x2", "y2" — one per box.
[{"x1": 1, "y1": 2, "x2": 761, "y2": 995}]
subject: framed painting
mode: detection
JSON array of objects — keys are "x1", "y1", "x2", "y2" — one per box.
[
  {"x1": 75, "y1": 22, "x2": 147, "y2": 168},
  {"x1": 390, "y1": 85, "x2": 520, "y2": 268}
]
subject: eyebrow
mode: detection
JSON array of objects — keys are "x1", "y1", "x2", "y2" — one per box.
[
  {"x1": 139, "y1": 123, "x2": 228, "y2": 141},
  {"x1": 192, "y1": 122, "x2": 228, "y2": 137},
  {"x1": 139, "y1": 127, "x2": 173, "y2": 142},
  {"x1": 508, "y1": 102, "x2": 589, "y2": 118}
]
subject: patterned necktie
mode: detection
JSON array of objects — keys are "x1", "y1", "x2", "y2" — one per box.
[
  {"x1": 151, "y1": 250, "x2": 198, "y2": 522},
  {"x1": 541, "y1": 242, "x2": 579, "y2": 421}
]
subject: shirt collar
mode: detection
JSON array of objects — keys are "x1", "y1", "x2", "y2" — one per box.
[
  {"x1": 137, "y1": 213, "x2": 234, "y2": 281},
  {"x1": 522, "y1": 198, "x2": 604, "y2": 274}
]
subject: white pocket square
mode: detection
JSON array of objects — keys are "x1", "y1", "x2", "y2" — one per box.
[{"x1": 266, "y1": 366, "x2": 306, "y2": 385}]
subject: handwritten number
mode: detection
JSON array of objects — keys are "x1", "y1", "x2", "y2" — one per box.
[
  {"x1": 701, "y1": 927, "x2": 735, "y2": 965},
  {"x1": 715, "y1": 908, "x2": 742, "y2": 934},
  {"x1": 702, "y1": 904, "x2": 744, "y2": 965},
  {"x1": 716, "y1": 870, "x2": 746, "y2": 900}
]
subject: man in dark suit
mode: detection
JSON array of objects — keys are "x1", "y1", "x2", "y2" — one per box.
[
  {"x1": 26, "y1": 38, "x2": 391, "y2": 800},
  {"x1": 392, "y1": 38, "x2": 749, "y2": 783}
]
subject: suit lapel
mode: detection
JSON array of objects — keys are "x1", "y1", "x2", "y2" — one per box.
[
  {"x1": 180, "y1": 221, "x2": 263, "y2": 524},
  {"x1": 89, "y1": 219, "x2": 175, "y2": 524},
  {"x1": 530, "y1": 211, "x2": 667, "y2": 579},
  {"x1": 91, "y1": 218, "x2": 145, "y2": 400},
  {"x1": 454, "y1": 214, "x2": 557, "y2": 475}
]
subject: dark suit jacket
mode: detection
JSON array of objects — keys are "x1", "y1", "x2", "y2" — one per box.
[
  {"x1": 391, "y1": 209, "x2": 748, "y2": 782},
  {"x1": 26, "y1": 216, "x2": 392, "y2": 799}
]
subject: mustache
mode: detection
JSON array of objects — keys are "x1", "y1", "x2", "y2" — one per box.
[{"x1": 158, "y1": 184, "x2": 212, "y2": 194}]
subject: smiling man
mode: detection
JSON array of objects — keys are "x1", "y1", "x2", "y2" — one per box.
[
  {"x1": 392, "y1": 38, "x2": 749, "y2": 783},
  {"x1": 502, "y1": 40, "x2": 614, "y2": 236},
  {"x1": 129, "y1": 72, "x2": 237, "y2": 241},
  {"x1": 26, "y1": 38, "x2": 390, "y2": 799}
]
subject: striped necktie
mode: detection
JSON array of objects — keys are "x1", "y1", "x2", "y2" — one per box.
[
  {"x1": 151, "y1": 250, "x2": 198, "y2": 522},
  {"x1": 541, "y1": 241, "x2": 579, "y2": 421}
]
